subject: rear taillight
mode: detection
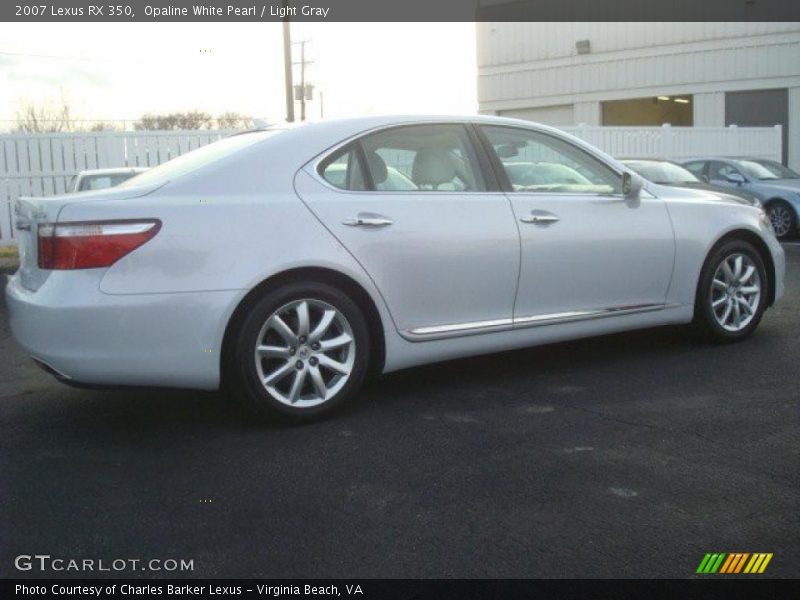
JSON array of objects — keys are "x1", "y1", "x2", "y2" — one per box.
[{"x1": 38, "y1": 220, "x2": 161, "y2": 270}]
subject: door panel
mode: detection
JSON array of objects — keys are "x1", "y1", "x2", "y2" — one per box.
[
  {"x1": 509, "y1": 194, "x2": 675, "y2": 318},
  {"x1": 295, "y1": 171, "x2": 519, "y2": 335},
  {"x1": 479, "y1": 124, "x2": 675, "y2": 320}
]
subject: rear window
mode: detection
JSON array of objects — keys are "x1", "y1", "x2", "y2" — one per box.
[{"x1": 117, "y1": 131, "x2": 279, "y2": 188}]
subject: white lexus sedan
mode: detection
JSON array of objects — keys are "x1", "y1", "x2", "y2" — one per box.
[{"x1": 6, "y1": 116, "x2": 786, "y2": 421}]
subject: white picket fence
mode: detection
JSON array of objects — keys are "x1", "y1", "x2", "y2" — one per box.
[
  {"x1": 0, "y1": 129, "x2": 235, "y2": 246},
  {"x1": 0, "y1": 124, "x2": 783, "y2": 247},
  {"x1": 562, "y1": 123, "x2": 783, "y2": 163}
]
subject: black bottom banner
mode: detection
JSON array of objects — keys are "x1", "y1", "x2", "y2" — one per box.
[{"x1": 3, "y1": 579, "x2": 798, "y2": 600}]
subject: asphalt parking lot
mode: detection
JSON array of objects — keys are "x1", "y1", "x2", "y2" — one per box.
[{"x1": 1, "y1": 245, "x2": 798, "y2": 579}]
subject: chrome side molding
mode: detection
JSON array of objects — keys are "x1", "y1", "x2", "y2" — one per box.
[{"x1": 403, "y1": 303, "x2": 676, "y2": 341}]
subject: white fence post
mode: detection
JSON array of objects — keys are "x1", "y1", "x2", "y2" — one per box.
[{"x1": 661, "y1": 123, "x2": 673, "y2": 159}]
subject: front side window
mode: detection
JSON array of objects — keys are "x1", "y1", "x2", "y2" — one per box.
[
  {"x1": 710, "y1": 162, "x2": 744, "y2": 182},
  {"x1": 481, "y1": 126, "x2": 622, "y2": 195},
  {"x1": 358, "y1": 124, "x2": 485, "y2": 192}
]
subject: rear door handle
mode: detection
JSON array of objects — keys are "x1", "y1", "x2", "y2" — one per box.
[
  {"x1": 520, "y1": 212, "x2": 560, "y2": 224},
  {"x1": 343, "y1": 214, "x2": 393, "y2": 228},
  {"x1": 15, "y1": 222, "x2": 31, "y2": 231}
]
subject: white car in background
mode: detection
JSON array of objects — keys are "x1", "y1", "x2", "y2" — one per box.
[
  {"x1": 70, "y1": 167, "x2": 148, "y2": 192},
  {"x1": 6, "y1": 116, "x2": 785, "y2": 421}
]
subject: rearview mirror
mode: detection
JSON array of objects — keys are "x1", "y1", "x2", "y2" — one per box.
[{"x1": 622, "y1": 171, "x2": 643, "y2": 198}]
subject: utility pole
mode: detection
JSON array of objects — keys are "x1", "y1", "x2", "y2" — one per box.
[
  {"x1": 282, "y1": 12, "x2": 294, "y2": 122},
  {"x1": 292, "y1": 40, "x2": 314, "y2": 121}
]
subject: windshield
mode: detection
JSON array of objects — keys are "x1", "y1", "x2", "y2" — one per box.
[
  {"x1": 117, "y1": 130, "x2": 278, "y2": 188},
  {"x1": 750, "y1": 159, "x2": 800, "y2": 180},
  {"x1": 623, "y1": 161, "x2": 699, "y2": 185},
  {"x1": 736, "y1": 160, "x2": 784, "y2": 181}
]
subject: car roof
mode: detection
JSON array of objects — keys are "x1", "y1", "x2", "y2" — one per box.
[{"x1": 248, "y1": 115, "x2": 629, "y2": 174}]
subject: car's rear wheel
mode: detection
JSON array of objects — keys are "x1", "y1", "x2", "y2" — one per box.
[
  {"x1": 229, "y1": 282, "x2": 371, "y2": 421},
  {"x1": 765, "y1": 200, "x2": 796, "y2": 239},
  {"x1": 693, "y1": 240, "x2": 768, "y2": 342}
]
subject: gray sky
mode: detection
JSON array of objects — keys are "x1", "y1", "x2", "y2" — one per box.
[{"x1": 0, "y1": 23, "x2": 478, "y2": 125}]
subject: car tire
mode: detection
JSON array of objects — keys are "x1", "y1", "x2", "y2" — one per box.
[
  {"x1": 693, "y1": 239, "x2": 769, "y2": 343},
  {"x1": 228, "y1": 281, "x2": 371, "y2": 421},
  {"x1": 765, "y1": 200, "x2": 797, "y2": 239}
]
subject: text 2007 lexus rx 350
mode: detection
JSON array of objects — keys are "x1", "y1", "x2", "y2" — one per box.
[{"x1": 6, "y1": 116, "x2": 786, "y2": 420}]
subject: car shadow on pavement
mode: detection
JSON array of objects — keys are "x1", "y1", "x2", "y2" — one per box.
[{"x1": 24, "y1": 323, "x2": 717, "y2": 434}]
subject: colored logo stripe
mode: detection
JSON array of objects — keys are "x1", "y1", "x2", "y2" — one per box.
[
  {"x1": 719, "y1": 553, "x2": 749, "y2": 573},
  {"x1": 744, "y1": 553, "x2": 773, "y2": 574},
  {"x1": 697, "y1": 553, "x2": 726, "y2": 573},
  {"x1": 696, "y1": 552, "x2": 773, "y2": 574}
]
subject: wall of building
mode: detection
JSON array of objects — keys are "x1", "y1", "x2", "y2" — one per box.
[{"x1": 477, "y1": 23, "x2": 800, "y2": 169}]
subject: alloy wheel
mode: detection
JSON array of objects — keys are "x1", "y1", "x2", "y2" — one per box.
[
  {"x1": 254, "y1": 299, "x2": 356, "y2": 408},
  {"x1": 709, "y1": 253, "x2": 762, "y2": 332},
  {"x1": 768, "y1": 205, "x2": 792, "y2": 238}
]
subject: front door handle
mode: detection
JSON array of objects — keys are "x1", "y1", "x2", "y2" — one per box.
[
  {"x1": 521, "y1": 212, "x2": 560, "y2": 224},
  {"x1": 343, "y1": 214, "x2": 393, "y2": 228},
  {"x1": 15, "y1": 222, "x2": 32, "y2": 231}
]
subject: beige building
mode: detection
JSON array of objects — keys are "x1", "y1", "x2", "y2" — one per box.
[{"x1": 477, "y1": 23, "x2": 800, "y2": 169}]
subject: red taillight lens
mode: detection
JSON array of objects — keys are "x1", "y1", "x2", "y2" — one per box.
[{"x1": 38, "y1": 220, "x2": 161, "y2": 270}]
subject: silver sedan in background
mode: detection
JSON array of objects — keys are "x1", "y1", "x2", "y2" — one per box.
[
  {"x1": 70, "y1": 167, "x2": 149, "y2": 192},
  {"x1": 6, "y1": 116, "x2": 785, "y2": 420}
]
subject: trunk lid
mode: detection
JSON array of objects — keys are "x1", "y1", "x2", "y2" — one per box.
[{"x1": 14, "y1": 183, "x2": 164, "y2": 291}]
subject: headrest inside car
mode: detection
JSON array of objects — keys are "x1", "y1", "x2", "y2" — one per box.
[
  {"x1": 412, "y1": 149, "x2": 456, "y2": 187},
  {"x1": 366, "y1": 151, "x2": 388, "y2": 185}
]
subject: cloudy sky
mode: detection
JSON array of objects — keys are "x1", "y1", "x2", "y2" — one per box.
[{"x1": 0, "y1": 23, "x2": 477, "y2": 127}]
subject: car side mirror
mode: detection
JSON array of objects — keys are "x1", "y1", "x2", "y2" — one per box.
[
  {"x1": 725, "y1": 172, "x2": 746, "y2": 185},
  {"x1": 622, "y1": 171, "x2": 643, "y2": 198}
]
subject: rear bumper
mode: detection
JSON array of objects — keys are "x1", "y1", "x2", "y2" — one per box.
[{"x1": 5, "y1": 272, "x2": 239, "y2": 390}]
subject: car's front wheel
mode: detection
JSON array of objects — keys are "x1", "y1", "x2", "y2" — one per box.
[
  {"x1": 229, "y1": 282, "x2": 371, "y2": 421},
  {"x1": 693, "y1": 240, "x2": 768, "y2": 342}
]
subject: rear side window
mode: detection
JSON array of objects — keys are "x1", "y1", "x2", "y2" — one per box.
[
  {"x1": 318, "y1": 124, "x2": 486, "y2": 193},
  {"x1": 359, "y1": 124, "x2": 485, "y2": 192},
  {"x1": 319, "y1": 146, "x2": 367, "y2": 191},
  {"x1": 481, "y1": 125, "x2": 621, "y2": 195}
]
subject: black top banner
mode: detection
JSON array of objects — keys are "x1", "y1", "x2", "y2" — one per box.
[{"x1": 2, "y1": 0, "x2": 800, "y2": 22}]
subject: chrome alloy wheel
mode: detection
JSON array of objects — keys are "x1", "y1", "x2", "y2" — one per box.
[
  {"x1": 254, "y1": 299, "x2": 356, "y2": 408},
  {"x1": 768, "y1": 204, "x2": 792, "y2": 238},
  {"x1": 710, "y1": 253, "x2": 762, "y2": 332}
]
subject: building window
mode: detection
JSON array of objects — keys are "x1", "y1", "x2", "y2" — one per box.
[{"x1": 601, "y1": 95, "x2": 693, "y2": 126}]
